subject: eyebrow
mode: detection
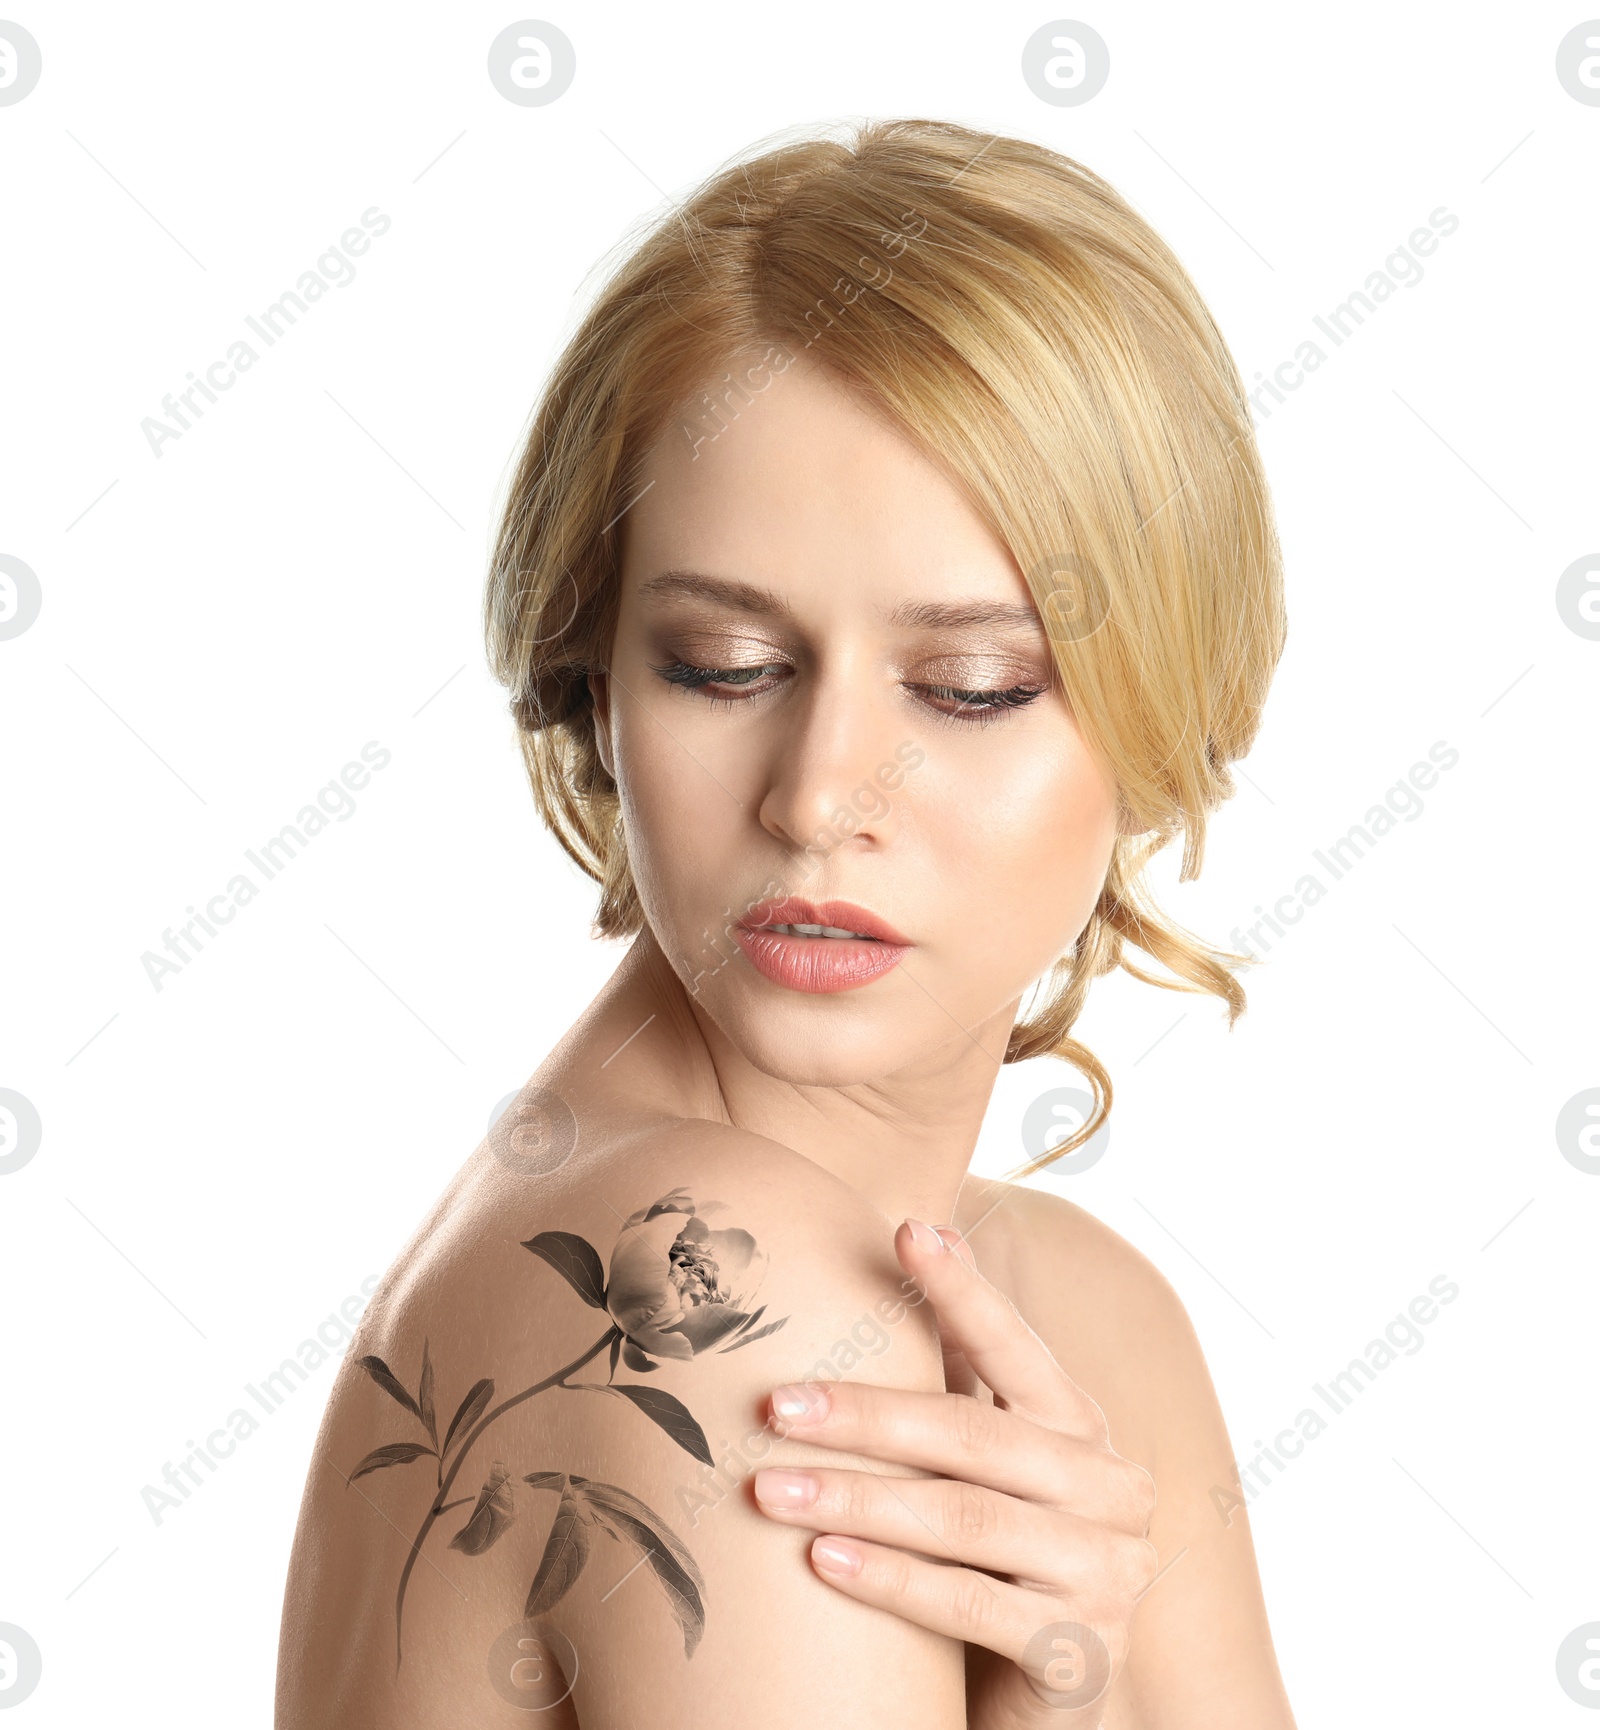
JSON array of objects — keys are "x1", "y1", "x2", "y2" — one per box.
[
  {"x1": 638, "y1": 570, "x2": 791, "y2": 616},
  {"x1": 886, "y1": 598, "x2": 1042, "y2": 632},
  {"x1": 638, "y1": 570, "x2": 1043, "y2": 633}
]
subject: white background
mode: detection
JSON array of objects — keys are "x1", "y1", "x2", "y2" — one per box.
[{"x1": 2, "y1": 2, "x2": 1597, "y2": 1723}]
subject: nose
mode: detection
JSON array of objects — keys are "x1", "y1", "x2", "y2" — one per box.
[{"x1": 755, "y1": 662, "x2": 905, "y2": 861}]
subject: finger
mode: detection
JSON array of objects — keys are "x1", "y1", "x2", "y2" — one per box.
[
  {"x1": 931, "y1": 1228, "x2": 981, "y2": 1397},
  {"x1": 753, "y1": 1464, "x2": 1155, "y2": 1590},
  {"x1": 933, "y1": 1317, "x2": 980, "y2": 1399},
  {"x1": 898, "y1": 1219, "x2": 1106, "y2": 1439},
  {"x1": 938, "y1": 1337, "x2": 980, "y2": 1400},
  {"x1": 805, "y1": 1531, "x2": 1120, "y2": 1704},
  {"x1": 767, "y1": 1380, "x2": 1139, "y2": 1517},
  {"x1": 935, "y1": 1224, "x2": 977, "y2": 1270}
]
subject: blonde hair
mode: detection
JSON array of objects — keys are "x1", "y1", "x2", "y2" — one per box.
[{"x1": 484, "y1": 118, "x2": 1286, "y2": 1175}]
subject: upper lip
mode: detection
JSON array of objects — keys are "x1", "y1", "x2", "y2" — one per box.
[{"x1": 738, "y1": 896, "x2": 911, "y2": 946}]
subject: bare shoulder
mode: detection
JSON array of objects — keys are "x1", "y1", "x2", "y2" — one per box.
[
  {"x1": 276, "y1": 1110, "x2": 962, "y2": 1729},
  {"x1": 953, "y1": 1176, "x2": 1218, "y2": 1472},
  {"x1": 958, "y1": 1176, "x2": 1296, "y2": 1724},
  {"x1": 953, "y1": 1176, "x2": 1194, "y2": 1341}
]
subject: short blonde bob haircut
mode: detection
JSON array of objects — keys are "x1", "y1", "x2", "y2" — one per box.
[{"x1": 485, "y1": 117, "x2": 1286, "y2": 1173}]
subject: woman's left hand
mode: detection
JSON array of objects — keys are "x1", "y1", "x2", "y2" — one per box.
[{"x1": 754, "y1": 1217, "x2": 1159, "y2": 1728}]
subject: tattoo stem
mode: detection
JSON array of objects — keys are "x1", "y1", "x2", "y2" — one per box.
[{"x1": 392, "y1": 1324, "x2": 620, "y2": 1670}]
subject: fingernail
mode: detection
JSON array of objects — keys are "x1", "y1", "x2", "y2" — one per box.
[
  {"x1": 812, "y1": 1536, "x2": 862, "y2": 1576},
  {"x1": 770, "y1": 1382, "x2": 830, "y2": 1424},
  {"x1": 936, "y1": 1225, "x2": 975, "y2": 1266},
  {"x1": 905, "y1": 1218, "x2": 945, "y2": 1254},
  {"x1": 753, "y1": 1469, "x2": 818, "y2": 1509}
]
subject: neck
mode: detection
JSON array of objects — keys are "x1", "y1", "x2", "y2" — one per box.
[{"x1": 562, "y1": 931, "x2": 1013, "y2": 1229}]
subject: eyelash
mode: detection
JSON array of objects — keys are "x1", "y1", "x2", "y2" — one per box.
[{"x1": 651, "y1": 659, "x2": 1048, "y2": 724}]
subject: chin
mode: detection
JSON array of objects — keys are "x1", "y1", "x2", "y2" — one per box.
[{"x1": 687, "y1": 963, "x2": 976, "y2": 1087}]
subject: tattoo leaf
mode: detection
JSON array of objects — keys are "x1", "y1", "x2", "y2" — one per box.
[
  {"x1": 417, "y1": 1342, "x2": 437, "y2": 1447},
  {"x1": 448, "y1": 1462, "x2": 516, "y2": 1556},
  {"x1": 522, "y1": 1231, "x2": 608, "y2": 1309},
  {"x1": 522, "y1": 1470, "x2": 565, "y2": 1492},
  {"x1": 348, "y1": 1441, "x2": 434, "y2": 1482},
  {"x1": 608, "y1": 1384, "x2": 713, "y2": 1467},
  {"x1": 571, "y1": 1475, "x2": 707, "y2": 1658},
  {"x1": 719, "y1": 1317, "x2": 790, "y2": 1352},
  {"x1": 621, "y1": 1338, "x2": 658, "y2": 1373},
  {"x1": 440, "y1": 1378, "x2": 494, "y2": 1462},
  {"x1": 523, "y1": 1479, "x2": 591, "y2": 1618},
  {"x1": 570, "y1": 1477, "x2": 702, "y2": 1580},
  {"x1": 357, "y1": 1354, "x2": 423, "y2": 1422},
  {"x1": 607, "y1": 1332, "x2": 621, "y2": 1382}
]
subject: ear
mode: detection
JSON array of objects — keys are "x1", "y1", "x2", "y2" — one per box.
[{"x1": 587, "y1": 670, "x2": 616, "y2": 780}]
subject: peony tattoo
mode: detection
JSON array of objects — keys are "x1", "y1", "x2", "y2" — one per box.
[
  {"x1": 602, "y1": 1188, "x2": 779, "y2": 1367},
  {"x1": 346, "y1": 1190, "x2": 789, "y2": 1670}
]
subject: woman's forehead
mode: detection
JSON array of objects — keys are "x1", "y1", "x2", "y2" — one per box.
[{"x1": 621, "y1": 364, "x2": 1026, "y2": 612}]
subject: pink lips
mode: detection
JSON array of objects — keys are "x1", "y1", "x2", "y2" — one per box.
[{"x1": 734, "y1": 897, "x2": 911, "y2": 995}]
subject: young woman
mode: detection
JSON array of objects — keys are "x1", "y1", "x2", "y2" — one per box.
[{"x1": 276, "y1": 118, "x2": 1294, "y2": 1727}]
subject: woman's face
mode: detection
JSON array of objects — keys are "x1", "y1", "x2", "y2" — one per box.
[{"x1": 591, "y1": 352, "x2": 1123, "y2": 1085}]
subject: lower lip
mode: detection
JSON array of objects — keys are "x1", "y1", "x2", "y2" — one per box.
[{"x1": 734, "y1": 927, "x2": 911, "y2": 994}]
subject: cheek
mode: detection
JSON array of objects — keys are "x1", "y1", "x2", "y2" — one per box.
[
  {"x1": 929, "y1": 733, "x2": 1118, "y2": 951},
  {"x1": 611, "y1": 693, "x2": 744, "y2": 922}
]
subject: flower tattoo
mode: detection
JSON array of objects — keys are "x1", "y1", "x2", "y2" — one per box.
[
  {"x1": 600, "y1": 1188, "x2": 787, "y2": 1368},
  {"x1": 346, "y1": 1190, "x2": 788, "y2": 1670}
]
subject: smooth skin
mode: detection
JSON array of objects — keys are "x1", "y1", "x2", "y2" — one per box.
[
  {"x1": 760, "y1": 1218, "x2": 1160, "y2": 1726},
  {"x1": 276, "y1": 349, "x2": 1296, "y2": 1727}
]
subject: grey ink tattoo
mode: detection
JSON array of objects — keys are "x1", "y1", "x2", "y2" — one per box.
[{"x1": 346, "y1": 1189, "x2": 789, "y2": 1669}]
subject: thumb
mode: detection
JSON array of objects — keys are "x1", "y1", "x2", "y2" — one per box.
[
  {"x1": 935, "y1": 1227, "x2": 983, "y2": 1397},
  {"x1": 936, "y1": 1224, "x2": 978, "y2": 1271}
]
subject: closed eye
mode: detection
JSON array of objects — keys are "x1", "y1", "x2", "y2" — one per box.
[
  {"x1": 653, "y1": 659, "x2": 1047, "y2": 724},
  {"x1": 652, "y1": 659, "x2": 790, "y2": 706},
  {"x1": 907, "y1": 682, "x2": 1048, "y2": 724}
]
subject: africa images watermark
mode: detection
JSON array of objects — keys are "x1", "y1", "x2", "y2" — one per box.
[
  {"x1": 673, "y1": 1276, "x2": 931, "y2": 1530},
  {"x1": 139, "y1": 1274, "x2": 380, "y2": 1525},
  {"x1": 1211, "y1": 1273, "x2": 1460, "y2": 1524},
  {"x1": 1247, "y1": 206, "x2": 1460, "y2": 427},
  {"x1": 140, "y1": 741, "x2": 391, "y2": 991},
  {"x1": 140, "y1": 206, "x2": 392, "y2": 458},
  {"x1": 675, "y1": 204, "x2": 929, "y2": 461},
  {"x1": 1230, "y1": 739, "x2": 1459, "y2": 962}
]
